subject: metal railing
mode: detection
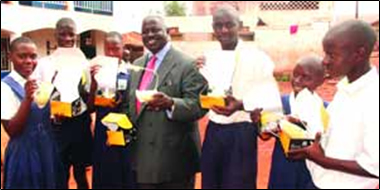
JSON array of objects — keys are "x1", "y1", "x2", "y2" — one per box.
[
  {"x1": 260, "y1": 1, "x2": 320, "y2": 11},
  {"x1": 1, "y1": 38, "x2": 10, "y2": 72},
  {"x1": 19, "y1": 1, "x2": 66, "y2": 10},
  {"x1": 74, "y1": 1, "x2": 113, "y2": 15},
  {"x1": 17, "y1": 1, "x2": 113, "y2": 15},
  {"x1": 1, "y1": 52, "x2": 10, "y2": 71},
  {"x1": 42, "y1": 1, "x2": 66, "y2": 6}
]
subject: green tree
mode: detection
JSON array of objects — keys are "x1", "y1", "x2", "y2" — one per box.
[{"x1": 164, "y1": 1, "x2": 186, "y2": 17}]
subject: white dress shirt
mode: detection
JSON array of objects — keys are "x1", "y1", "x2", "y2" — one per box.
[
  {"x1": 289, "y1": 89, "x2": 326, "y2": 137},
  {"x1": 308, "y1": 68, "x2": 379, "y2": 189},
  {"x1": 1, "y1": 71, "x2": 27, "y2": 120},
  {"x1": 207, "y1": 42, "x2": 283, "y2": 124}
]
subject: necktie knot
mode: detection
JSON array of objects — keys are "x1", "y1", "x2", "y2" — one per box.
[{"x1": 146, "y1": 55, "x2": 157, "y2": 70}]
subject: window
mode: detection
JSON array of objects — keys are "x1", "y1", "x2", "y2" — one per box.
[
  {"x1": 19, "y1": 1, "x2": 66, "y2": 10},
  {"x1": 74, "y1": 1, "x2": 113, "y2": 16},
  {"x1": 1, "y1": 38, "x2": 10, "y2": 72}
]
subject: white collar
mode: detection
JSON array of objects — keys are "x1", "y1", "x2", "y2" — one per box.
[
  {"x1": 9, "y1": 70, "x2": 27, "y2": 87},
  {"x1": 337, "y1": 68, "x2": 378, "y2": 95},
  {"x1": 118, "y1": 61, "x2": 129, "y2": 74},
  {"x1": 148, "y1": 42, "x2": 171, "y2": 61}
]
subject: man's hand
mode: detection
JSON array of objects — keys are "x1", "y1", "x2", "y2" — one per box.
[
  {"x1": 147, "y1": 92, "x2": 174, "y2": 111},
  {"x1": 288, "y1": 133, "x2": 324, "y2": 161},
  {"x1": 211, "y1": 95, "x2": 243, "y2": 116},
  {"x1": 194, "y1": 56, "x2": 206, "y2": 70}
]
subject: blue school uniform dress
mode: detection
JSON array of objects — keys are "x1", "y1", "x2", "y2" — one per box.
[
  {"x1": 268, "y1": 95, "x2": 327, "y2": 189},
  {"x1": 34, "y1": 49, "x2": 94, "y2": 188},
  {"x1": 92, "y1": 69, "x2": 136, "y2": 189},
  {"x1": 2, "y1": 76, "x2": 64, "y2": 189}
]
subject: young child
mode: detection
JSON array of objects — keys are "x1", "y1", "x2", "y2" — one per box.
[
  {"x1": 91, "y1": 31, "x2": 135, "y2": 189},
  {"x1": 1, "y1": 37, "x2": 63, "y2": 189},
  {"x1": 33, "y1": 18, "x2": 93, "y2": 189},
  {"x1": 288, "y1": 20, "x2": 379, "y2": 189},
  {"x1": 265, "y1": 55, "x2": 327, "y2": 189}
]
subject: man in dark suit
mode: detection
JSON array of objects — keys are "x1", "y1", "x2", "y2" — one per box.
[{"x1": 125, "y1": 15, "x2": 208, "y2": 189}]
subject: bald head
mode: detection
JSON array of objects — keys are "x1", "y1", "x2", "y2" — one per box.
[
  {"x1": 56, "y1": 17, "x2": 76, "y2": 30},
  {"x1": 324, "y1": 20, "x2": 376, "y2": 58},
  {"x1": 55, "y1": 17, "x2": 76, "y2": 47},
  {"x1": 142, "y1": 16, "x2": 167, "y2": 31},
  {"x1": 105, "y1": 31, "x2": 122, "y2": 43},
  {"x1": 141, "y1": 15, "x2": 169, "y2": 54},
  {"x1": 296, "y1": 55, "x2": 325, "y2": 79},
  {"x1": 322, "y1": 20, "x2": 377, "y2": 81},
  {"x1": 292, "y1": 55, "x2": 325, "y2": 93},
  {"x1": 212, "y1": 5, "x2": 240, "y2": 50},
  {"x1": 213, "y1": 5, "x2": 240, "y2": 25},
  {"x1": 104, "y1": 31, "x2": 123, "y2": 58}
]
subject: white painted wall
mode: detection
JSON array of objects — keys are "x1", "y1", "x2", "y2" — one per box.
[{"x1": 333, "y1": 1, "x2": 379, "y2": 24}]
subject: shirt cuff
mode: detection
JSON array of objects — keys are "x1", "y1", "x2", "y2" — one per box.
[
  {"x1": 356, "y1": 153, "x2": 379, "y2": 177},
  {"x1": 166, "y1": 104, "x2": 176, "y2": 119}
]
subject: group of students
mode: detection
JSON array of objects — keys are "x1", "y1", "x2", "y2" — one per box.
[
  {"x1": 1, "y1": 5, "x2": 379, "y2": 189},
  {"x1": 0, "y1": 18, "x2": 135, "y2": 189}
]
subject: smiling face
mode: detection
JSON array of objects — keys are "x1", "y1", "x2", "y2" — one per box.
[
  {"x1": 291, "y1": 62, "x2": 324, "y2": 95},
  {"x1": 141, "y1": 17, "x2": 168, "y2": 54},
  {"x1": 56, "y1": 24, "x2": 77, "y2": 48},
  {"x1": 212, "y1": 7, "x2": 240, "y2": 50},
  {"x1": 10, "y1": 42, "x2": 38, "y2": 79}
]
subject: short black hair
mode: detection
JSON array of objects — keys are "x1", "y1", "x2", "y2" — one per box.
[
  {"x1": 10, "y1": 37, "x2": 35, "y2": 52},
  {"x1": 56, "y1": 17, "x2": 76, "y2": 30},
  {"x1": 326, "y1": 20, "x2": 377, "y2": 58},
  {"x1": 297, "y1": 55, "x2": 325, "y2": 80},
  {"x1": 105, "y1": 31, "x2": 123, "y2": 42}
]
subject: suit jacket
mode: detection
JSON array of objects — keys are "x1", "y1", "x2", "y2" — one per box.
[{"x1": 126, "y1": 47, "x2": 207, "y2": 184}]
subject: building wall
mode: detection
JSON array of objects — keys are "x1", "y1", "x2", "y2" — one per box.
[
  {"x1": 166, "y1": 15, "x2": 329, "y2": 67},
  {"x1": 94, "y1": 30, "x2": 106, "y2": 57},
  {"x1": 171, "y1": 25, "x2": 326, "y2": 68},
  {"x1": 254, "y1": 26, "x2": 326, "y2": 66},
  {"x1": 1, "y1": 2, "x2": 114, "y2": 62},
  {"x1": 22, "y1": 29, "x2": 107, "y2": 59},
  {"x1": 165, "y1": 1, "x2": 337, "y2": 68},
  {"x1": 192, "y1": 1, "x2": 258, "y2": 16},
  {"x1": 166, "y1": 3, "x2": 333, "y2": 33},
  {"x1": 1, "y1": 2, "x2": 115, "y2": 34},
  {"x1": 23, "y1": 29, "x2": 56, "y2": 57}
]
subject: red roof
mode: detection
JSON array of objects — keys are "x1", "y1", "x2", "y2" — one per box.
[{"x1": 122, "y1": 32, "x2": 143, "y2": 47}]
